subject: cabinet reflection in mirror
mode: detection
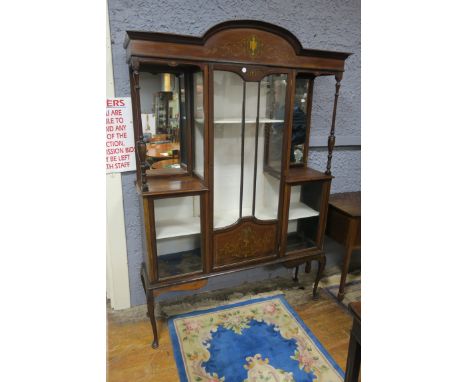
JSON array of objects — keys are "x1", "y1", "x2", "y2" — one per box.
[
  {"x1": 291, "y1": 76, "x2": 312, "y2": 165},
  {"x1": 139, "y1": 68, "x2": 204, "y2": 173},
  {"x1": 154, "y1": 195, "x2": 203, "y2": 279},
  {"x1": 213, "y1": 71, "x2": 287, "y2": 229}
]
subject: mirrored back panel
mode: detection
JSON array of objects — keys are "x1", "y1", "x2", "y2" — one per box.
[
  {"x1": 291, "y1": 77, "x2": 309, "y2": 165},
  {"x1": 138, "y1": 65, "x2": 204, "y2": 176},
  {"x1": 140, "y1": 72, "x2": 185, "y2": 171}
]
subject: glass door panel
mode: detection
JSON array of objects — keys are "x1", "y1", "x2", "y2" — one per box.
[
  {"x1": 193, "y1": 71, "x2": 205, "y2": 178},
  {"x1": 213, "y1": 70, "x2": 288, "y2": 229},
  {"x1": 263, "y1": 75, "x2": 287, "y2": 174},
  {"x1": 213, "y1": 71, "x2": 243, "y2": 228},
  {"x1": 241, "y1": 82, "x2": 260, "y2": 217},
  {"x1": 254, "y1": 74, "x2": 287, "y2": 220}
]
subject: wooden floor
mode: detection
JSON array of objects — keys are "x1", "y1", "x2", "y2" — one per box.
[{"x1": 107, "y1": 291, "x2": 353, "y2": 382}]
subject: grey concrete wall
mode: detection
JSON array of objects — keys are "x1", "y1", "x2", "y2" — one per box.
[{"x1": 108, "y1": 0, "x2": 361, "y2": 306}]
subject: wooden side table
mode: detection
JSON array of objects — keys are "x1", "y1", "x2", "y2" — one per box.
[
  {"x1": 326, "y1": 192, "x2": 361, "y2": 301},
  {"x1": 345, "y1": 301, "x2": 361, "y2": 382}
]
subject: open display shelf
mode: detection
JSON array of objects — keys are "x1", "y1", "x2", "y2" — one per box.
[
  {"x1": 212, "y1": 202, "x2": 319, "y2": 230},
  {"x1": 155, "y1": 217, "x2": 201, "y2": 239},
  {"x1": 288, "y1": 202, "x2": 319, "y2": 220},
  {"x1": 214, "y1": 118, "x2": 284, "y2": 124},
  {"x1": 154, "y1": 201, "x2": 319, "y2": 237}
]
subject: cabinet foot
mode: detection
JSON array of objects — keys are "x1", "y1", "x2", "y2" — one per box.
[{"x1": 293, "y1": 266, "x2": 299, "y2": 282}]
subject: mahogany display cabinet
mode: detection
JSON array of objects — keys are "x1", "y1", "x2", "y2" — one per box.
[{"x1": 124, "y1": 20, "x2": 351, "y2": 348}]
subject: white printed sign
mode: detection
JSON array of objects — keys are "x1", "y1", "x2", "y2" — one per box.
[{"x1": 106, "y1": 98, "x2": 136, "y2": 173}]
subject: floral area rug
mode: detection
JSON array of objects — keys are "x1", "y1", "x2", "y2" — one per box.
[{"x1": 168, "y1": 294, "x2": 344, "y2": 382}]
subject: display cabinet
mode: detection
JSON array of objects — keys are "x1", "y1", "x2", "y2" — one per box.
[{"x1": 125, "y1": 20, "x2": 351, "y2": 348}]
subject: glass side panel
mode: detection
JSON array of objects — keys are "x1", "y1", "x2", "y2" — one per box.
[
  {"x1": 178, "y1": 74, "x2": 187, "y2": 165},
  {"x1": 286, "y1": 182, "x2": 323, "y2": 253},
  {"x1": 213, "y1": 71, "x2": 244, "y2": 229},
  {"x1": 139, "y1": 72, "x2": 185, "y2": 171},
  {"x1": 291, "y1": 77, "x2": 309, "y2": 164},
  {"x1": 254, "y1": 74, "x2": 287, "y2": 220},
  {"x1": 154, "y1": 195, "x2": 203, "y2": 279},
  {"x1": 264, "y1": 74, "x2": 287, "y2": 174},
  {"x1": 193, "y1": 71, "x2": 204, "y2": 178}
]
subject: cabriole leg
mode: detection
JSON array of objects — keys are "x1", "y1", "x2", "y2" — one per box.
[{"x1": 146, "y1": 291, "x2": 159, "y2": 349}]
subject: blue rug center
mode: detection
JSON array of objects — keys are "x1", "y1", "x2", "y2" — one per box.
[{"x1": 202, "y1": 320, "x2": 316, "y2": 381}]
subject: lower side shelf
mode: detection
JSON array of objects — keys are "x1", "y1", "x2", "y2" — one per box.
[
  {"x1": 155, "y1": 235, "x2": 318, "y2": 279},
  {"x1": 286, "y1": 232, "x2": 317, "y2": 252},
  {"x1": 157, "y1": 248, "x2": 202, "y2": 279}
]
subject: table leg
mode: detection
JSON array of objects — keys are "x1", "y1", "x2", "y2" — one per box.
[
  {"x1": 338, "y1": 220, "x2": 358, "y2": 301},
  {"x1": 313, "y1": 255, "x2": 326, "y2": 299},
  {"x1": 344, "y1": 331, "x2": 361, "y2": 382}
]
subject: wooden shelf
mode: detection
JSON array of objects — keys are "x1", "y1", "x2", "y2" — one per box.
[
  {"x1": 288, "y1": 202, "x2": 319, "y2": 219},
  {"x1": 140, "y1": 175, "x2": 208, "y2": 197},
  {"x1": 286, "y1": 166, "x2": 333, "y2": 184}
]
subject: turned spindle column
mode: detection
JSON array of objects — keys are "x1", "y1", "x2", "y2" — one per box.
[{"x1": 326, "y1": 73, "x2": 343, "y2": 175}]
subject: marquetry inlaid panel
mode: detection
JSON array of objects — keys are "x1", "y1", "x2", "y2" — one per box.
[{"x1": 213, "y1": 218, "x2": 277, "y2": 267}]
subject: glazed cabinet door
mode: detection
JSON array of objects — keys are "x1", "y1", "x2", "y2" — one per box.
[{"x1": 211, "y1": 68, "x2": 289, "y2": 268}]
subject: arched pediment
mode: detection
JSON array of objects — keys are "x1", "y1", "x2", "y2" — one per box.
[{"x1": 125, "y1": 20, "x2": 351, "y2": 71}]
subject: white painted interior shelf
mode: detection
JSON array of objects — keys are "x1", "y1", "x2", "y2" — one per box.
[
  {"x1": 196, "y1": 118, "x2": 283, "y2": 124},
  {"x1": 155, "y1": 202, "x2": 318, "y2": 239},
  {"x1": 155, "y1": 217, "x2": 200, "y2": 240},
  {"x1": 288, "y1": 202, "x2": 320, "y2": 220}
]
